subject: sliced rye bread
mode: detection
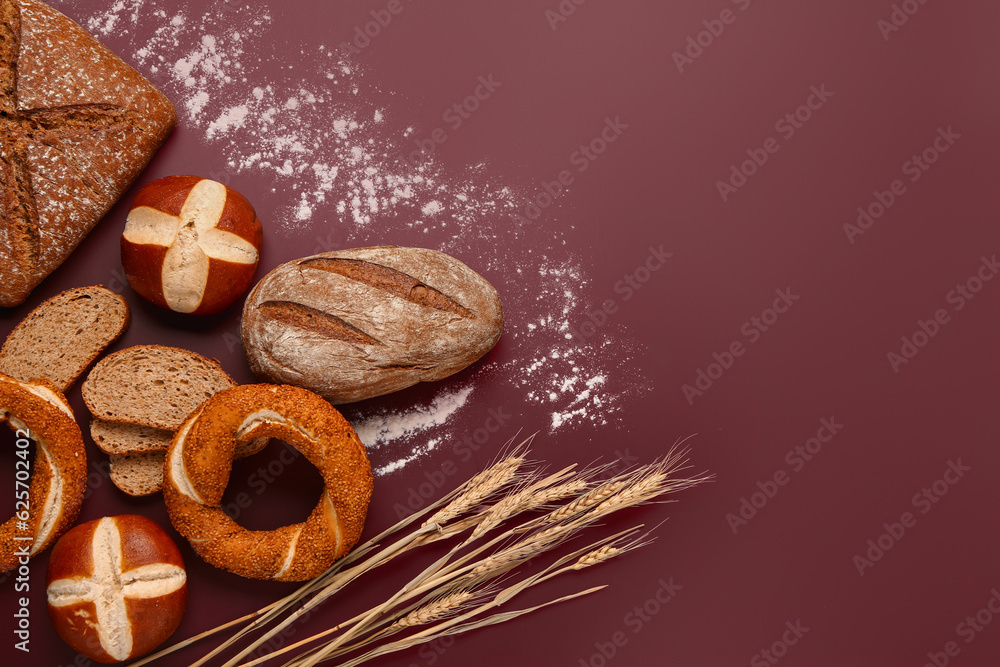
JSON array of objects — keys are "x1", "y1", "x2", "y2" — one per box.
[
  {"x1": 82, "y1": 344, "x2": 269, "y2": 496},
  {"x1": 0, "y1": 285, "x2": 130, "y2": 392},
  {"x1": 82, "y1": 345, "x2": 237, "y2": 430},
  {"x1": 108, "y1": 438, "x2": 268, "y2": 496},
  {"x1": 109, "y1": 450, "x2": 166, "y2": 497},
  {"x1": 91, "y1": 420, "x2": 172, "y2": 455},
  {"x1": 93, "y1": 419, "x2": 270, "y2": 455}
]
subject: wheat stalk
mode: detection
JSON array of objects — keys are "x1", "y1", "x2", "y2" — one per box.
[
  {"x1": 138, "y1": 438, "x2": 710, "y2": 667},
  {"x1": 468, "y1": 466, "x2": 581, "y2": 541},
  {"x1": 391, "y1": 590, "x2": 478, "y2": 629},
  {"x1": 422, "y1": 437, "x2": 531, "y2": 529}
]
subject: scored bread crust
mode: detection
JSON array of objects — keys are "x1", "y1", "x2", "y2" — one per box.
[
  {"x1": 0, "y1": 0, "x2": 177, "y2": 307},
  {"x1": 45, "y1": 514, "x2": 187, "y2": 662},
  {"x1": 241, "y1": 246, "x2": 504, "y2": 404},
  {"x1": 162, "y1": 384, "x2": 373, "y2": 581},
  {"x1": 0, "y1": 285, "x2": 130, "y2": 392},
  {"x1": 0, "y1": 374, "x2": 86, "y2": 572},
  {"x1": 122, "y1": 175, "x2": 263, "y2": 315}
]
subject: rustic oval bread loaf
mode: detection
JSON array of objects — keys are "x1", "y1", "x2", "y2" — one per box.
[{"x1": 241, "y1": 246, "x2": 504, "y2": 404}]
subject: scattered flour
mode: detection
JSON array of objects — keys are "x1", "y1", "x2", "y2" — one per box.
[
  {"x1": 72, "y1": 0, "x2": 644, "y2": 473},
  {"x1": 372, "y1": 438, "x2": 442, "y2": 477},
  {"x1": 354, "y1": 386, "x2": 474, "y2": 450}
]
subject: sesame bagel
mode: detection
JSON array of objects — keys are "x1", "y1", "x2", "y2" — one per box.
[
  {"x1": 0, "y1": 374, "x2": 87, "y2": 572},
  {"x1": 162, "y1": 384, "x2": 373, "y2": 581}
]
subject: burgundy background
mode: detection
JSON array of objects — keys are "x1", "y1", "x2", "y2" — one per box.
[{"x1": 3, "y1": 0, "x2": 1000, "y2": 665}]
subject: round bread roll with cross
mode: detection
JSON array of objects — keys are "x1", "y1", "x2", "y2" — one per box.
[
  {"x1": 46, "y1": 515, "x2": 187, "y2": 663},
  {"x1": 121, "y1": 175, "x2": 263, "y2": 315}
]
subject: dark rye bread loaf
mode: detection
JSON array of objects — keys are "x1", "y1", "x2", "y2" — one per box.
[
  {"x1": 242, "y1": 246, "x2": 504, "y2": 404},
  {"x1": 0, "y1": 285, "x2": 129, "y2": 391},
  {"x1": 0, "y1": 0, "x2": 177, "y2": 307}
]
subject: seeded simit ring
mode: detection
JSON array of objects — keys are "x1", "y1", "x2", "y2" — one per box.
[
  {"x1": 162, "y1": 384, "x2": 373, "y2": 581},
  {"x1": 0, "y1": 374, "x2": 87, "y2": 572}
]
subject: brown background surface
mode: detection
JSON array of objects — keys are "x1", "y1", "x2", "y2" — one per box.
[{"x1": 2, "y1": 0, "x2": 1000, "y2": 665}]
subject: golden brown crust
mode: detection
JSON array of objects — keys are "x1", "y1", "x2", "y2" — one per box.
[
  {"x1": 0, "y1": 373, "x2": 86, "y2": 572},
  {"x1": 242, "y1": 246, "x2": 504, "y2": 404},
  {"x1": 45, "y1": 514, "x2": 187, "y2": 662},
  {"x1": 122, "y1": 175, "x2": 263, "y2": 316},
  {"x1": 162, "y1": 384, "x2": 373, "y2": 581}
]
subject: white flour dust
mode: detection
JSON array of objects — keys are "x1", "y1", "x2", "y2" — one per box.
[
  {"x1": 72, "y1": 0, "x2": 645, "y2": 474},
  {"x1": 82, "y1": 2, "x2": 517, "y2": 236},
  {"x1": 504, "y1": 258, "x2": 634, "y2": 431},
  {"x1": 352, "y1": 386, "x2": 473, "y2": 476}
]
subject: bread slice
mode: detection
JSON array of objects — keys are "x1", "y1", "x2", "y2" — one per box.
[
  {"x1": 91, "y1": 420, "x2": 171, "y2": 455},
  {"x1": 109, "y1": 451, "x2": 165, "y2": 497},
  {"x1": 0, "y1": 0, "x2": 177, "y2": 307},
  {"x1": 82, "y1": 345, "x2": 270, "y2": 496},
  {"x1": 108, "y1": 436, "x2": 269, "y2": 496},
  {"x1": 0, "y1": 285, "x2": 130, "y2": 392},
  {"x1": 82, "y1": 345, "x2": 236, "y2": 430}
]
